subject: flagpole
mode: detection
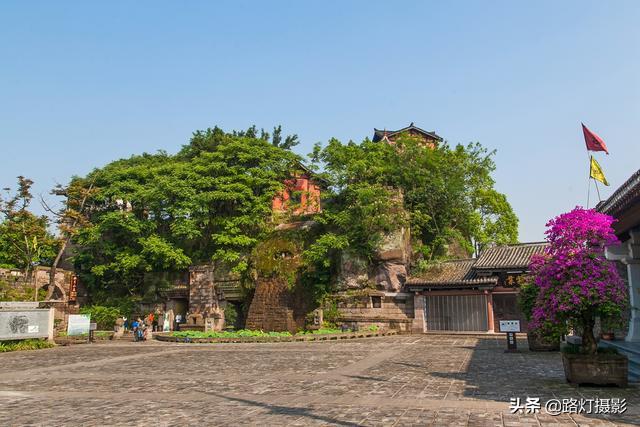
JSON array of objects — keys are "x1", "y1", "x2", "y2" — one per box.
[
  {"x1": 583, "y1": 123, "x2": 610, "y2": 208},
  {"x1": 586, "y1": 153, "x2": 592, "y2": 209}
]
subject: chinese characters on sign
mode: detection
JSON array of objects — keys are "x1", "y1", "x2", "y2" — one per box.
[
  {"x1": 69, "y1": 276, "x2": 78, "y2": 302},
  {"x1": 509, "y1": 397, "x2": 627, "y2": 415},
  {"x1": 499, "y1": 320, "x2": 520, "y2": 352}
]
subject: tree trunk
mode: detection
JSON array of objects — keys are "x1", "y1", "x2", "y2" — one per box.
[
  {"x1": 582, "y1": 313, "x2": 598, "y2": 355},
  {"x1": 45, "y1": 181, "x2": 93, "y2": 301},
  {"x1": 46, "y1": 237, "x2": 69, "y2": 300},
  {"x1": 26, "y1": 266, "x2": 37, "y2": 302}
]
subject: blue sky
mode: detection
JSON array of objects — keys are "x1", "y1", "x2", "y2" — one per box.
[{"x1": 1, "y1": 1, "x2": 638, "y2": 241}]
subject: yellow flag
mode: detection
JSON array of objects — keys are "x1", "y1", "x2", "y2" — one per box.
[{"x1": 590, "y1": 156, "x2": 609, "y2": 186}]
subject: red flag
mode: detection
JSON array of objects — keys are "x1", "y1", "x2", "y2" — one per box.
[{"x1": 582, "y1": 123, "x2": 609, "y2": 154}]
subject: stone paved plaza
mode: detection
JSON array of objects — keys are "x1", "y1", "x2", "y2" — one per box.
[{"x1": 0, "y1": 335, "x2": 638, "y2": 426}]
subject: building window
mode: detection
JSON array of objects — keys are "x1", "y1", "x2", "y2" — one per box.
[{"x1": 371, "y1": 296, "x2": 382, "y2": 308}]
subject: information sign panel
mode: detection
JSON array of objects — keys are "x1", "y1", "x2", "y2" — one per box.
[
  {"x1": 67, "y1": 314, "x2": 91, "y2": 336},
  {"x1": 499, "y1": 320, "x2": 521, "y2": 333}
]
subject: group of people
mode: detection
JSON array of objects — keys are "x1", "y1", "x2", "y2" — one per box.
[
  {"x1": 122, "y1": 309, "x2": 176, "y2": 341},
  {"x1": 123, "y1": 312, "x2": 169, "y2": 341}
]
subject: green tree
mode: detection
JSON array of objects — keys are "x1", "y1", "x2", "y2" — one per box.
[
  {"x1": 41, "y1": 178, "x2": 97, "y2": 300},
  {"x1": 309, "y1": 134, "x2": 518, "y2": 262},
  {"x1": 0, "y1": 177, "x2": 58, "y2": 290},
  {"x1": 270, "y1": 125, "x2": 300, "y2": 150},
  {"x1": 73, "y1": 126, "x2": 300, "y2": 302}
]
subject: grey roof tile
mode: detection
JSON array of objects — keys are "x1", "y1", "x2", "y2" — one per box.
[
  {"x1": 473, "y1": 242, "x2": 548, "y2": 270},
  {"x1": 406, "y1": 259, "x2": 497, "y2": 288}
]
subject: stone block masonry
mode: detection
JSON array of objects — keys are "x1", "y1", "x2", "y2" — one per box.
[
  {"x1": 188, "y1": 265, "x2": 222, "y2": 315},
  {"x1": 245, "y1": 278, "x2": 305, "y2": 333}
]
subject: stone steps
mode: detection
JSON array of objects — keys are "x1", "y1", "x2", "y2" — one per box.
[
  {"x1": 599, "y1": 340, "x2": 640, "y2": 383},
  {"x1": 113, "y1": 332, "x2": 135, "y2": 341}
]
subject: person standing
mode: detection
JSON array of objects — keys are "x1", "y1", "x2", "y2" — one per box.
[
  {"x1": 131, "y1": 318, "x2": 139, "y2": 341},
  {"x1": 136, "y1": 317, "x2": 144, "y2": 341},
  {"x1": 151, "y1": 311, "x2": 158, "y2": 332},
  {"x1": 175, "y1": 313, "x2": 182, "y2": 331}
]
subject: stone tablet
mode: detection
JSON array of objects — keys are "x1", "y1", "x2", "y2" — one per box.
[{"x1": 0, "y1": 309, "x2": 51, "y2": 340}]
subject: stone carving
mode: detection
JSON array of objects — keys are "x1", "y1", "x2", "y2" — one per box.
[
  {"x1": 205, "y1": 307, "x2": 225, "y2": 332},
  {"x1": 9, "y1": 315, "x2": 29, "y2": 334},
  {"x1": 188, "y1": 312, "x2": 204, "y2": 326}
]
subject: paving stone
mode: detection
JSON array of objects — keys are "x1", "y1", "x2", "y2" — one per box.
[{"x1": 0, "y1": 336, "x2": 638, "y2": 426}]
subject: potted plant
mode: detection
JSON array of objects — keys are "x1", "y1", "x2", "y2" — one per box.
[
  {"x1": 599, "y1": 316, "x2": 619, "y2": 341},
  {"x1": 518, "y1": 280, "x2": 559, "y2": 351},
  {"x1": 529, "y1": 207, "x2": 629, "y2": 387}
]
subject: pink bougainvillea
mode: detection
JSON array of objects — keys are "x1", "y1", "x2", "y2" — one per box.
[{"x1": 529, "y1": 207, "x2": 628, "y2": 354}]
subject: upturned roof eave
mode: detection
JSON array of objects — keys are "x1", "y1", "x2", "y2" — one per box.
[{"x1": 373, "y1": 125, "x2": 443, "y2": 142}]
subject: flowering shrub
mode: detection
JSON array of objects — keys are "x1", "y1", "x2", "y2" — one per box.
[{"x1": 529, "y1": 207, "x2": 628, "y2": 354}]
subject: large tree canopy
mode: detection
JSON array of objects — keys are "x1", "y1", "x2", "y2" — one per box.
[
  {"x1": 67, "y1": 126, "x2": 517, "y2": 304},
  {"x1": 73, "y1": 126, "x2": 300, "y2": 301},
  {"x1": 309, "y1": 135, "x2": 518, "y2": 261}
]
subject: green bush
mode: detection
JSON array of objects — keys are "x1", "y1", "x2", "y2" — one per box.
[
  {"x1": 517, "y1": 279, "x2": 538, "y2": 321},
  {"x1": 224, "y1": 304, "x2": 237, "y2": 327},
  {"x1": 79, "y1": 305, "x2": 121, "y2": 330},
  {"x1": 0, "y1": 339, "x2": 54, "y2": 353},
  {"x1": 322, "y1": 299, "x2": 340, "y2": 325}
]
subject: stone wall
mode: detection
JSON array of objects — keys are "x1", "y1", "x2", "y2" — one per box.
[
  {"x1": 0, "y1": 267, "x2": 73, "y2": 300},
  {"x1": 245, "y1": 278, "x2": 306, "y2": 333},
  {"x1": 336, "y1": 291, "x2": 414, "y2": 333},
  {"x1": 188, "y1": 265, "x2": 222, "y2": 314}
]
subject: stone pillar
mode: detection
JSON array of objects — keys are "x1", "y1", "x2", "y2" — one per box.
[
  {"x1": 624, "y1": 260, "x2": 640, "y2": 342},
  {"x1": 412, "y1": 293, "x2": 426, "y2": 334},
  {"x1": 47, "y1": 307, "x2": 55, "y2": 342}
]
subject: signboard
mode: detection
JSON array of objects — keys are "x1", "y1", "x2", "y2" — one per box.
[
  {"x1": 0, "y1": 301, "x2": 39, "y2": 310},
  {"x1": 67, "y1": 314, "x2": 91, "y2": 336},
  {"x1": 499, "y1": 320, "x2": 521, "y2": 352},
  {"x1": 69, "y1": 276, "x2": 78, "y2": 302},
  {"x1": 499, "y1": 320, "x2": 521, "y2": 333},
  {"x1": 0, "y1": 309, "x2": 51, "y2": 340}
]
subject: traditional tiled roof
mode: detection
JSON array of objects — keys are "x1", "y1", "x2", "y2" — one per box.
[
  {"x1": 291, "y1": 161, "x2": 329, "y2": 184},
  {"x1": 405, "y1": 259, "x2": 498, "y2": 289},
  {"x1": 372, "y1": 123, "x2": 443, "y2": 143},
  {"x1": 473, "y1": 242, "x2": 548, "y2": 271},
  {"x1": 596, "y1": 169, "x2": 640, "y2": 216}
]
